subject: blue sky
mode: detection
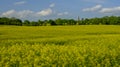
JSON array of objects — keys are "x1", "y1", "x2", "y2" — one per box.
[{"x1": 0, "y1": 0, "x2": 120, "y2": 20}]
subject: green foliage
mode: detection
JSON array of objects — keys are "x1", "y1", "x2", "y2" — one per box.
[
  {"x1": 38, "y1": 20, "x2": 44, "y2": 26},
  {"x1": 48, "y1": 19, "x2": 57, "y2": 25},
  {"x1": 1, "y1": 16, "x2": 120, "y2": 26},
  {"x1": 0, "y1": 17, "x2": 22, "y2": 26},
  {"x1": 0, "y1": 25, "x2": 120, "y2": 66},
  {"x1": 30, "y1": 21, "x2": 39, "y2": 26},
  {"x1": 23, "y1": 20, "x2": 30, "y2": 26}
]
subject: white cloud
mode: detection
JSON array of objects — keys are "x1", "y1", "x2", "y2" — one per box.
[
  {"x1": 0, "y1": 3, "x2": 56, "y2": 20},
  {"x1": 1, "y1": 10, "x2": 34, "y2": 19},
  {"x1": 83, "y1": 0, "x2": 106, "y2": 3},
  {"x1": 17, "y1": 10, "x2": 34, "y2": 18},
  {"x1": 50, "y1": 3, "x2": 55, "y2": 8},
  {"x1": 1, "y1": 10, "x2": 16, "y2": 17},
  {"x1": 14, "y1": 1, "x2": 26, "y2": 5},
  {"x1": 36, "y1": 8, "x2": 52, "y2": 16},
  {"x1": 83, "y1": 5, "x2": 102, "y2": 12},
  {"x1": 57, "y1": 12, "x2": 69, "y2": 16},
  {"x1": 99, "y1": 6, "x2": 120, "y2": 13},
  {"x1": 0, "y1": 8, "x2": 53, "y2": 19}
]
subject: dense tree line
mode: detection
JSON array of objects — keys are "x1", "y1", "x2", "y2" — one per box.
[
  {"x1": 0, "y1": 17, "x2": 22, "y2": 26},
  {"x1": 0, "y1": 16, "x2": 120, "y2": 26}
]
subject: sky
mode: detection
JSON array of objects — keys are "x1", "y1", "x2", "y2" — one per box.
[{"x1": 0, "y1": 0, "x2": 120, "y2": 21}]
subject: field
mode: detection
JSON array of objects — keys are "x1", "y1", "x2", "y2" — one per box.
[{"x1": 0, "y1": 25, "x2": 120, "y2": 67}]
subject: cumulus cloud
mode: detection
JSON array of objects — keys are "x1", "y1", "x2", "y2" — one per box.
[
  {"x1": 0, "y1": 2, "x2": 56, "y2": 20},
  {"x1": 17, "y1": 10, "x2": 34, "y2": 18},
  {"x1": 0, "y1": 8, "x2": 53, "y2": 19},
  {"x1": 57, "y1": 12, "x2": 69, "y2": 16},
  {"x1": 83, "y1": 0, "x2": 106, "y2": 3},
  {"x1": 14, "y1": 1, "x2": 26, "y2": 5},
  {"x1": 1, "y1": 9, "x2": 34, "y2": 19},
  {"x1": 83, "y1": 5, "x2": 102, "y2": 12},
  {"x1": 49, "y1": 3, "x2": 55, "y2": 8},
  {"x1": 36, "y1": 8, "x2": 52, "y2": 16},
  {"x1": 99, "y1": 6, "x2": 120, "y2": 13},
  {"x1": 82, "y1": 4, "x2": 120, "y2": 15},
  {"x1": 1, "y1": 10, "x2": 16, "y2": 17}
]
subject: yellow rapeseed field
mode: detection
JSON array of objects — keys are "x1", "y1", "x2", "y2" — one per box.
[{"x1": 0, "y1": 25, "x2": 120, "y2": 67}]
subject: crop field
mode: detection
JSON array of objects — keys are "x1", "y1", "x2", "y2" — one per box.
[{"x1": 0, "y1": 25, "x2": 120, "y2": 67}]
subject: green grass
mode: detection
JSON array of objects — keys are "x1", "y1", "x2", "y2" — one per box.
[{"x1": 0, "y1": 25, "x2": 120, "y2": 67}]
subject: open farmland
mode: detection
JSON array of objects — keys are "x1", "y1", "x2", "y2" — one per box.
[{"x1": 0, "y1": 25, "x2": 120, "y2": 67}]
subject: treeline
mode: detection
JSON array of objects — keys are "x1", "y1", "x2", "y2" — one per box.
[{"x1": 0, "y1": 16, "x2": 120, "y2": 26}]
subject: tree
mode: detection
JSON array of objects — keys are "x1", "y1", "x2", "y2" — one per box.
[
  {"x1": 1, "y1": 16, "x2": 120, "y2": 26},
  {"x1": 23, "y1": 20, "x2": 30, "y2": 26},
  {"x1": 55, "y1": 18, "x2": 63, "y2": 25},
  {"x1": 67, "y1": 19, "x2": 76, "y2": 25},
  {"x1": 0, "y1": 17, "x2": 10, "y2": 25},
  {"x1": 38, "y1": 20, "x2": 44, "y2": 26},
  {"x1": 48, "y1": 19, "x2": 56, "y2": 25},
  {"x1": 30, "y1": 21, "x2": 39, "y2": 26}
]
